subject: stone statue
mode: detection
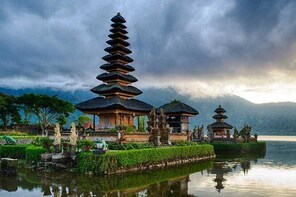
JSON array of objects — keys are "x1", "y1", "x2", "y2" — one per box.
[
  {"x1": 69, "y1": 123, "x2": 78, "y2": 146},
  {"x1": 239, "y1": 124, "x2": 252, "y2": 143},
  {"x1": 148, "y1": 108, "x2": 160, "y2": 146},
  {"x1": 53, "y1": 123, "x2": 61, "y2": 146}
]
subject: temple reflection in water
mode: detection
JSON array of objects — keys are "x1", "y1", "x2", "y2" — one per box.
[{"x1": 0, "y1": 153, "x2": 263, "y2": 197}]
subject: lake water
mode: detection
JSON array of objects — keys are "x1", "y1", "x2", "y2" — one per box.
[{"x1": 0, "y1": 136, "x2": 296, "y2": 197}]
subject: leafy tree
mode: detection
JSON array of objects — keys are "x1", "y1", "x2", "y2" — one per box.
[
  {"x1": 78, "y1": 115, "x2": 92, "y2": 128},
  {"x1": 138, "y1": 116, "x2": 146, "y2": 132},
  {"x1": 17, "y1": 94, "x2": 75, "y2": 135},
  {"x1": 0, "y1": 93, "x2": 21, "y2": 130}
]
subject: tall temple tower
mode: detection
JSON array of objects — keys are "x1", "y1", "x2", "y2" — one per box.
[
  {"x1": 76, "y1": 13, "x2": 153, "y2": 130},
  {"x1": 209, "y1": 105, "x2": 233, "y2": 137}
]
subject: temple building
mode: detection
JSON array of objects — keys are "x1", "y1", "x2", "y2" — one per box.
[
  {"x1": 157, "y1": 100, "x2": 199, "y2": 133},
  {"x1": 209, "y1": 105, "x2": 233, "y2": 137},
  {"x1": 76, "y1": 13, "x2": 153, "y2": 130}
]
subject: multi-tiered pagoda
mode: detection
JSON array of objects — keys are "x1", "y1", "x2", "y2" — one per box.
[
  {"x1": 76, "y1": 13, "x2": 153, "y2": 130},
  {"x1": 209, "y1": 105, "x2": 233, "y2": 137}
]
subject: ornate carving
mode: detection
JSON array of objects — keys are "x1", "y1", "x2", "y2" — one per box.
[
  {"x1": 159, "y1": 108, "x2": 170, "y2": 144},
  {"x1": 193, "y1": 125, "x2": 204, "y2": 142},
  {"x1": 207, "y1": 125, "x2": 213, "y2": 143},
  {"x1": 148, "y1": 108, "x2": 160, "y2": 145}
]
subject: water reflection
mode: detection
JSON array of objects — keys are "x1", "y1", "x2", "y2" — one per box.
[
  {"x1": 0, "y1": 156, "x2": 264, "y2": 197},
  {"x1": 2, "y1": 140, "x2": 296, "y2": 196}
]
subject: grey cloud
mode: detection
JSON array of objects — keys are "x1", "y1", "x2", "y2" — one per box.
[{"x1": 0, "y1": 0, "x2": 296, "y2": 90}]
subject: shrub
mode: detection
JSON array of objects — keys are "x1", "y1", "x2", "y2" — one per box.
[
  {"x1": 78, "y1": 144, "x2": 214, "y2": 174},
  {"x1": 107, "y1": 142, "x2": 153, "y2": 150},
  {"x1": 212, "y1": 142, "x2": 266, "y2": 155},
  {"x1": 0, "y1": 145, "x2": 29, "y2": 159},
  {"x1": 0, "y1": 131, "x2": 28, "y2": 136},
  {"x1": 173, "y1": 141, "x2": 199, "y2": 146},
  {"x1": 77, "y1": 139, "x2": 95, "y2": 151},
  {"x1": 25, "y1": 145, "x2": 46, "y2": 164}
]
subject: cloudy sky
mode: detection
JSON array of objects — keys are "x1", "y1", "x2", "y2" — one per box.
[{"x1": 1, "y1": 0, "x2": 296, "y2": 103}]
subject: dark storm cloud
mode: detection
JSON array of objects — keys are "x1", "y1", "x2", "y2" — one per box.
[{"x1": 0, "y1": 0, "x2": 296, "y2": 90}]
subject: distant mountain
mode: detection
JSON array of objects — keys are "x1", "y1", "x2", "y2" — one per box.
[{"x1": 1, "y1": 87, "x2": 296, "y2": 135}]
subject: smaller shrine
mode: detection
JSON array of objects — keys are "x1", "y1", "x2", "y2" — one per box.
[
  {"x1": 157, "y1": 100, "x2": 199, "y2": 133},
  {"x1": 209, "y1": 105, "x2": 233, "y2": 138}
]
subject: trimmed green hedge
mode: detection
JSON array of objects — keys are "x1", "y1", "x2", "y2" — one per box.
[
  {"x1": 0, "y1": 145, "x2": 29, "y2": 159},
  {"x1": 78, "y1": 144, "x2": 214, "y2": 174},
  {"x1": 212, "y1": 142, "x2": 266, "y2": 155},
  {"x1": 25, "y1": 145, "x2": 46, "y2": 164}
]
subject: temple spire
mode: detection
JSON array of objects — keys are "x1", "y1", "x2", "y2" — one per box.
[{"x1": 91, "y1": 13, "x2": 142, "y2": 99}]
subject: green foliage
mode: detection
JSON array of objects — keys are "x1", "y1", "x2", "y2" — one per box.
[
  {"x1": 78, "y1": 144, "x2": 214, "y2": 174},
  {"x1": 78, "y1": 115, "x2": 92, "y2": 127},
  {"x1": 212, "y1": 142, "x2": 266, "y2": 155},
  {"x1": 0, "y1": 145, "x2": 29, "y2": 159},
  {"x1": 125, "y1": 125, "x2": 136, "y2": 133},
  {"x1": 31, "y1": 137, "x2": 53, "y2": 151},
  {"x1": 173, "y1": 140, "x2": 199, "y2": 146},
  {"x1": 17, "y1": 93, "x2": 75, "y2": 135},
  {"x1": 0, "y1": 93, "x2": 21, "y2": 130},
  {"x1": 107, "y1": 142, "x2": 153, "y2": 150},
  {"x1": 77, "y1": 139, "x2": 95, "y2": 151},
  {"x1": 138, "y1": 116, "x2": 146, "y2": 132},
  {"x1": 25, "y1": 145, "x2": 46, "y2": 164},
  {"x1": 107, "y1": 128, "x2": 117, "y2": 133}
]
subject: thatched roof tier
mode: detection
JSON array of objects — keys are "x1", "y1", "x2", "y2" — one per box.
[
  {"x1": 110, "y1": 28, "x2": 128, "y2": 34},
  {"x1": 104, "y1": 46, "x2": 132, "y2": 55},
  {"x1": 76, "y1": 96, "x2": 153, "y2": 113},
  {"x1": 97, "y1": 72, "x2": 137, "y2": 83},
  {"x1": 111, "y1": 23, "x2": 127, "y2": 29},
  {"x1": 100, "y1": 62, "x2": 135, "y2": 72},
  {"x1": 214, "y1": 105, "x2": 226, "y2": 113},
  {"x1": 108, "y1": 33, "x2": 129, "y2": 40},
  {"x1": 111, "y1": 13, "x2": 126, "y2": 23},
  {"x1": 210, "y1": 122, "x2": 233, "y2": 129},
  {"x1": 213, "y1": 114, "x2": 228, "y2": 120},
  {"x1": 157, "y1": 100, "x2": 199, "y2": 116},
  {"x1": 102, "y1": 53, "x2": 133, "y2": 63},
  {"x1": 91, "y1": 84, "x2": 142, "y2": 96},
  {"x1": 106, "y1": 39, "x2": 130, "y2": 47}
]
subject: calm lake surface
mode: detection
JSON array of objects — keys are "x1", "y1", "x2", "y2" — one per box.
[{"x1": 1, "y1": 136, "x2": 296, "y2": 197}]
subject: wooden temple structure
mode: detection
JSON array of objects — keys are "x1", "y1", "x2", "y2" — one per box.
[
  {"x1": 76, "y1": 13, "x2": 153, "y2": 130},
  {"x1": 209, "y1": 105, "x2": 233, "y2": 137},
  {"x1": 157, "y1": 100, "x2": 199, "y2": 133}
]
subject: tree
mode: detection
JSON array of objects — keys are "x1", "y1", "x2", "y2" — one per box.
[
  {"x1": 138, "y1": 116, "x2": 146, "y2": 132},
  {"x1": 0, "y1": 93, "x2": 21, "y2": 130},
  {"x1": 17, "y1": 94, "x2": 75, "y2": 135},
  {"x1": 78, "y1": 115, "x2": 92, "y2": 128}
]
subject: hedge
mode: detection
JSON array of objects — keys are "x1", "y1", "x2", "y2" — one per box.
[
  {"x1": 25, "y1": 145, "x2": 47, "y2": 164},
  {"x1": 212, "y1": 142, "x2": 266, "y2": 155},
  {"x1": 78, "y1": 144, "x2": 214, "y2": 174},
  {"x1": 0, "y1": 145, "x2": 29, "y2": 159}
]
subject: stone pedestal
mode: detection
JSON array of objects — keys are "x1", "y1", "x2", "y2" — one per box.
[
  {"x1": 54, "y1": 145, "x2": 61, "y2": 154},
  {"x1": 41, "y1": 153, "x2": 53, "y2": 162},
  {"x1": 0, "y1": 158, "x2": 18, "y2": 176}
]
